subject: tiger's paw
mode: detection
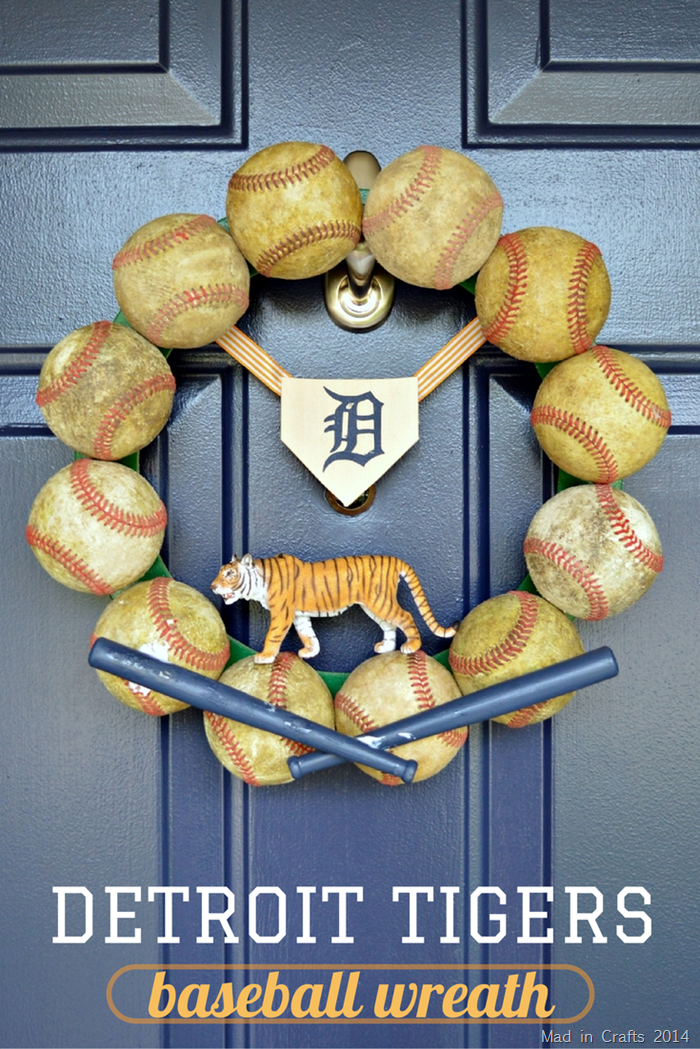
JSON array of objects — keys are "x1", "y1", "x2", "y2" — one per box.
[
  {"x1": 374, "y1": 638, "x2": 397, "y2": 654},
  {"x1": 254, "y1": 653, "x2": 277, "y2": 664},
  {"x1": 297, "y1": 643, "x2": 320, "y2": 660},
  {"x1": 400, "y1": 639, "x2": 421, "y2": 654}
]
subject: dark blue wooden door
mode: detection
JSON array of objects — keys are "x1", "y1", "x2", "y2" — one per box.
[{"x1": 1, "y1": 2, "x2": 699, "y2": 1047}]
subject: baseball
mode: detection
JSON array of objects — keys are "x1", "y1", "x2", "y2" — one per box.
[
  {"x1": 334, "y1": 650, "x2": 464, "y2": 785},
  {"x1": 226, "y1": 141, "x2": 363, "y2": 279},
  {"x1": 36, "y1": 321, "x2": 175, "y2": 460},
  {"x1": 531, "y1": 345, "x2": 671, "y2": 482},
  {"x1": 449, "y1": 591, "x2": 585, "y2": 727},
  {"x1": 203, "y1": 653, "x2": 335, "y2": 785},
  {"x1": 362, "y1": 145, "x2": 503, "y2": 289},
  {"x1": 26, "y1": 458, "x2": 166, "y2": 595},
  {"x1": 112, "y1": 214, "x2": 250, "y2": 348},
  {"x1": 91, "y1": 577, "x2": 230, "y2": 715},
  {"x1": 475, "y1": 226, "x2": 612, "y2": 362},
  {"x1": 523, "y1": 484, "x2": 663, "y2": 620}
]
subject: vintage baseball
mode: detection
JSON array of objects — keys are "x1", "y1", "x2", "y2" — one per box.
[
  {"x1": 362, "y1": 145, "x2": 503, "y2": 289},
  {"x1": 112, "y1": 214, "x2": 250, "y2": 348},
  {"x1": 36, "y1": 321, "x2": 176, "y2": 460},
  {"x1": 26, "y1": 458, "x2": 166, "y2": 595},
  {"x1": 203, "y1": 653, "x2": 335, "y2": 785},
  {"x1": 523, "y1": 484, "x2": 663, "y2": 620},
  {"x1": 475, "y1": 226, "x2": 612, "y2": 362},
  {"x1": 334, "y1": 650, "x2": 464, "y2": 785},
  {"x1": 226, "y1": 141, "x2": 363, "y2": 279},
  {"x1": 449, "y1": 591, "x2": 585, "y2": 727},
  {"x1": 531, "y1": 345, "x2": 671, "y2": 482},
  {"x1": 91, "y1": 577, "x2": 230, "y2": 715}
]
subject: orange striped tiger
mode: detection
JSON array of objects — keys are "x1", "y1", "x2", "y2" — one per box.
[{"x1": 211, "y1": 553, "x2": 458, "y2": 664}]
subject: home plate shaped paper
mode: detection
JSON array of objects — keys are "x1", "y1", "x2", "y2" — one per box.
[{"x1": 280, "y1": 376, "x2": 419, "y2": 506}]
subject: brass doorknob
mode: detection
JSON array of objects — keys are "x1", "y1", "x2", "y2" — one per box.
[{"x1": 323, "y1": 150, "x2": 395, "y2": 332}]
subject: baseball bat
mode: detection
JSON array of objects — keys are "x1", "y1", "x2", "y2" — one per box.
[
  {"x1": 287, "y1": 646, "x2": 618, "y2": 779},
  {"x1": 88, "y1": 638, "x2": 417, "y2": 783}
]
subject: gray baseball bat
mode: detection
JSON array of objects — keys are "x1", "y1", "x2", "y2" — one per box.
[
  {"x1": 288, "y1": 646, "x2": 618, "y2": 779},
  {"x1": 88, "y1": 638, "x2": 417, "y2": 783}
]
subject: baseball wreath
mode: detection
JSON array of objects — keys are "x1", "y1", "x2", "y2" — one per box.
[{"x1": 26, "y1": 142, "x2": 670, "y2": 788}]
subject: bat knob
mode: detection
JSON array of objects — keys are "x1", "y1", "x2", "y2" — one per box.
[
  {"x1": 289, "y1": 754, "x2": 418, "y2": 783},
  {"x1": 400, "y1": 758, "x2": 418, "y2": 784}
]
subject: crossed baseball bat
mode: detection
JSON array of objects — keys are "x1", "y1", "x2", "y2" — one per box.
[{"x1": 89, "y1": 639, "x2": 618, "y2": 782}]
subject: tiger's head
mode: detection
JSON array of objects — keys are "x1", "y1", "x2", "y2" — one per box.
[{"x1": 211, "y1": 553, "x2": 261, "y2": 605}]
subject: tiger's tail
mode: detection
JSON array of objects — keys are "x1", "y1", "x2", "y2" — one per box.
[{"x1": 399, "y1": 563, "x2": 459, "y2": 638}]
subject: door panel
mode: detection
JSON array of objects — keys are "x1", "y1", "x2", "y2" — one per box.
[
  {"x1": 0, "y1": 0, "x2": 243, "y2": 148},
  {"x1": 468, "y1": 0, "x2": 700, "y2": 142},
  {"x1": 1, "y1": 2, "x2": 699, "y2": 1047}
]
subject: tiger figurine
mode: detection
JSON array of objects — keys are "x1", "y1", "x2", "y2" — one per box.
[{"x1": 211, "y1": 552, "x2": 458, "y2": 664}]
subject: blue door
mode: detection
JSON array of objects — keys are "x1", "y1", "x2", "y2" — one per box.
[{"x1": 1, "y1": 1, "x2": 699, "y2": 1046}]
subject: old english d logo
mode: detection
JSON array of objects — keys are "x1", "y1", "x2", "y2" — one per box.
[{"x1": 281, "y1": 377, "x2": 419, "y2": 507}]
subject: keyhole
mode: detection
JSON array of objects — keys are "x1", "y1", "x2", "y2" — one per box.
[{"x1": 326, "y1": 485, "x2": 376, "y2": 516}]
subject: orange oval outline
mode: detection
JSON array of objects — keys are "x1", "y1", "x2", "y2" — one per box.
[{"x1": 107, "y1": 961, "x2": 594, "y2": 1025}]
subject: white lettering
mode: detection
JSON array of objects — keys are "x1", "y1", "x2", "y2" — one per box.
[
  {"x1": 248, "y1": 886, "x2": 286, "y2": 944},
  {"x1": 518, "y1": 886, "x2": 554, "y2": 944},
  {"x1": 322, "y1": 886, "x2": 363, "y2": 943},
  {"x1": 148, "y1": 886, "x2": 189, "y2": 944},
  {"x1": 296, "y1": 886, "x2": 316, "y2": 944},
  {"x1": 470, "y1": 886, "x2": 506, "y2": 943},
  {"x1": 392, "y1": 886, "x2": 434, "y2": 943},
  {"x1": 440, "y1": 886, "x2": 460, "y2": 944},
  {"x1": 564, "y1": 887, "x2": 607, "y2": 943},
  {"x1": 52, "y1": 887, "x2": 93, "y2": 944},
  {"x1": 104, "y1": 886, "x2": 141, "y2": 944},
  {"x1": 616, "y1": 887, "x2": 651, "y2": 943},
  {"x1": 196, "y1": 886, "x2": 238, "y2": 944}
]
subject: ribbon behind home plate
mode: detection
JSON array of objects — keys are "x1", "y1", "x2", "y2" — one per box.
[{"x1": 216, "y1": 316, "x2": 487, "y2": 506}]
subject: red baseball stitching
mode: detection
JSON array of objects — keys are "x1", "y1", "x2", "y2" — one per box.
[
  {"x1": 481, "y1": 233, "x2": 529, "y2": 345},
  {"x1": 407, "y1": 651, "x2": 434, "y2": 711},
  {"x1": 433, "y1": 190, "x2": 503, "y2": 290},
  {"x1": 530, "y1": 404, "x2": 619, "y2": 482},
  {"x1": 283, "y1": 738, "x2": 315, "y2": 757},
  {"x1": 567, "y1": 241, "x2": 601, "y2": 354},
  {"x1": 595, "y1": 485, "x2": 664, "y2": 573},
  {"x1": 362, "y1": 146, "x2": 443, "y2": 236},
  {"x1": 36, "y1": 321, "x2": 112, "y2": 408},
  {"x1": 523, "y1": 536, "x2": 609, "y2": 620},
  {"x1": 334, "y1": 691, "x2": 377, "y2": 735},
  {"x1": 267, "y1": 651, "x2": 296, "y2": 706},
  {"x1": 205, "y1": 712, "x2": 261, "y2": 786},
  {"x1": 92, "y1": 372, "x2": 177, "y2": 459},
  {"x1": 26, "y1": 525, "x2": 112, "y2": 594},
  {"x1": 125, "y1": 685, "x2": 171, "y2": 717},
  {"x1": 449, "y1": 591, "x2": 539, "y2": 678},
  {"x1": 254, "y1": 221, "x2": 361, "y2": 277},
  {"x1": 439, "y1": 727, "x2": 469, "y2": 748},
  {"x1": 69, "y1": 458, "x2": 167, "y2": 538},
  {"x1": 592, "y1": 346, "x2": 672, "y2": 428},
  {"x1": 264, "y1": 652, "x2": 315, "y2": 757},
  {"x1": 381, "y1": 773, "x2": 403, "y2": 786},
  {"x1": 112, "y1": 215, "x2": 217, "y2": 269},
  {"x1": 506, "y1": 701, "x2": 549, "y2": 729},
  {"x1": 146, "y1": 577, "x2": 230, "y2": 674},
  {"x1": 145, "y1": 284, "x2": 249, "y2": 346},
  {"x1": 228, "y1": 145, "x2": 336, "y2": 193}
]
